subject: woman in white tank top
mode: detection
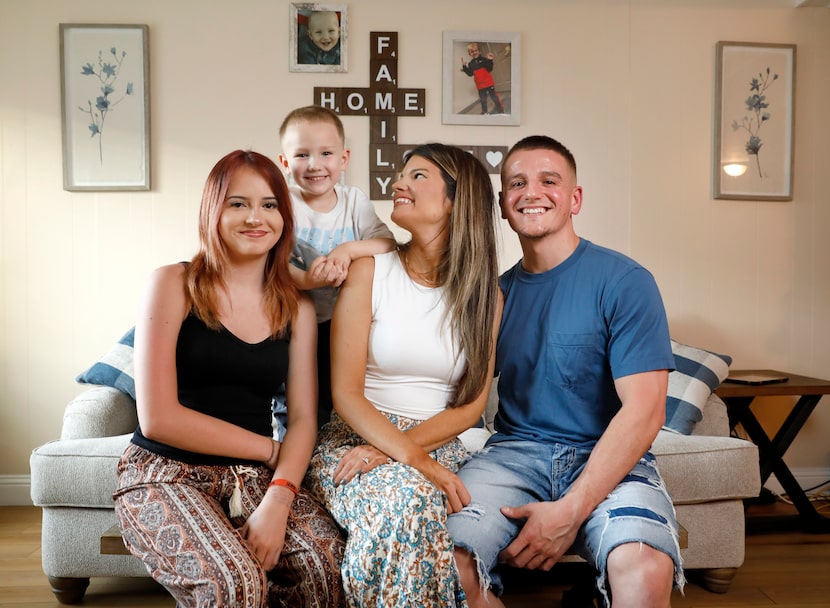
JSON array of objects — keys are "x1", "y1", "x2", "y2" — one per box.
[{"x1": 305, "y1": 143, "x2": 503, "y2": 607}]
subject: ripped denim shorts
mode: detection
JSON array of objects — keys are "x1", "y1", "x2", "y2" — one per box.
[{"x1": 446, "y1": 439, "x2": 685, "y2": 605}]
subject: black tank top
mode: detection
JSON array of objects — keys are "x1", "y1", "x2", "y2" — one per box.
[{"x1": 131, "y1": 313, "x2": 289, "y2": 465}]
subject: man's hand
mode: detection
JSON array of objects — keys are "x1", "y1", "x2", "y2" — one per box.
[{"x1": 498, "y1": 501, "x2": 581, "y2": 571}]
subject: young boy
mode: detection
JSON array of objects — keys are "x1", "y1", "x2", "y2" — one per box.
[
  {"x1": 297, "y1": 10, "x2": 341, "y2": 65},
  {"x1": 460, "y1": 42, "x2": 506, "y2": 115},
  {"x1": 278, "y1": 105, "x2": 396, "y2": 429}
]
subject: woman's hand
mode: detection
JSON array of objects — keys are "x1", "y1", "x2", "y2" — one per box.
[
  {"x1": 239, "y1": 488, "x2": 292, "y2": 571},
  {"x1": 332, "y1": 445, "x2": 389, "y2": 486},
  {"x1": 416, "y1": 457, "x2": 471, "y2": 515}
]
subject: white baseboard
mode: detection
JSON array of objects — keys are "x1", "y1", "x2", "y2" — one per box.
[
  {"x1": 765, "y1": 467, "x2": 830, "y2": 497},
  {"x1": 0, "y1": 475, "x2": 34, "y2": 506}
]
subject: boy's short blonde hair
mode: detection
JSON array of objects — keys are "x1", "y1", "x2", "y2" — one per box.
[
  {"x1": 467, "y1": 42, "x2": 479, "y2": 52},
  {"x1": 279, "y1": 105, "x2": 345, "y2": 146},
  {"x1": 307, "y1": 10, "x2": 339, "y2": 29}
]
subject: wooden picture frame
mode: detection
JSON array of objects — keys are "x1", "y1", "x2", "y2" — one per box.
[
  {"x1": 714, "y1": 41, "x2": 796, "y2": 201},
  {"x1": 442, "y1": 31, "x2": 520, "y2": 126},
  {"x1": 60, "y1": 24, "x2": 150, "y2": 191},
  {"x1": 289, "y1": 3, "x2": 348, "y2": 73}
]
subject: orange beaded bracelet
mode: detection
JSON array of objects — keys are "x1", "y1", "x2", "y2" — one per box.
[{"x1": 268, "y1": 478, "x2": 299, "y2": 496}]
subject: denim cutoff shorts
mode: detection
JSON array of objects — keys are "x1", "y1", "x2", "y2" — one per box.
[{"x1": 446, "y1": 439, "x2": 685, "y2": 604}]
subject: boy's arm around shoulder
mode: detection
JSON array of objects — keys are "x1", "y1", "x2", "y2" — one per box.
[
  {"x1": 336, "y1": 185, "x2": 397, "y2": 261},
  {"x1": 332, "y1": 237, "x2": 396, "y2": 264}
]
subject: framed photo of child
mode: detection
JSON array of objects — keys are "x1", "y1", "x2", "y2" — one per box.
[
  {"x1": 289, "y1": 3, "x2": 348, "y2": 73},
  {"x1": 442, "y1": 31, "x2": 520, "y2": 126}
]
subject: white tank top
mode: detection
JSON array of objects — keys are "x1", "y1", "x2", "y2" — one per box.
[{"x1": 363, "y1": 252, "x2": 466, "y2": 420}]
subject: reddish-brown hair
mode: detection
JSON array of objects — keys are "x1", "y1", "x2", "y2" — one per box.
[{"x1": 186, "y1": 150, "x2": 298, "y2": 337}]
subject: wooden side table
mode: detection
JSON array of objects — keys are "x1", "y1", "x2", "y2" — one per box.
[{"x1": 715, "y1": 369, "x2": 830, "y2": 533}]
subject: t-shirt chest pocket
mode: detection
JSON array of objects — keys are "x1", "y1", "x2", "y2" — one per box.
[{"x1": 546, "y1": 331, "x2": 602, "y2": 388}]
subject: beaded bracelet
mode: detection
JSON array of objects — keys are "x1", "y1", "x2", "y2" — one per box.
[{"x1": 268, "y1": 478, "x2": 299, "y2": 496}]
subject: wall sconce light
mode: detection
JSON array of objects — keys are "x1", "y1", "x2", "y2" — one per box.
[{"x1": 723, "y1": 163, "x2": 748, "y2": 177}]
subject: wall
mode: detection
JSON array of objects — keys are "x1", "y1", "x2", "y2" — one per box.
[{"x1": 1, "y1": 0, "x2": 829, "y2": 503}]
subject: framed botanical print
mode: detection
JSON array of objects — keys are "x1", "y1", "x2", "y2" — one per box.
[
  {"x1": 714, "y1": 41, "x2": 796, "y2": 201},
  {"x1": 60, "y1": 24, "x2": 150, "y2": 191}
]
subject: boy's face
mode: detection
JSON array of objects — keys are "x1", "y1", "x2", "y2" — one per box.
[
  {"x1": 307, "y1": 12, "x2": 340, "y2": 52},
  {"x1": 468, "y1": 45, "x2": 480, "y2": 58},
  {"x1": 279, "y1": 120, "x2": 349, "y2": 200}
]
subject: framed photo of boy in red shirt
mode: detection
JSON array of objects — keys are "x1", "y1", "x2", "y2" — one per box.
[{"x1": 442, "y1": 31, "x2": 520, "y2": 126}]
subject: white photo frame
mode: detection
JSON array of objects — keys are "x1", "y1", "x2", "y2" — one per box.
[
  {"x1": 289, "y1": 3, "x2": 348, "y2": 73},
  {"x1": 443, "y1": 31, "x2": 520, "y2": 126},
  {"x1": 60, "y1": 24, "x2": 150, "y2": 191}
]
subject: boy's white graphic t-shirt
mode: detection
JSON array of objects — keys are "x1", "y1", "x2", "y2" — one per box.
[{"x1": 290, "y1": 183, "x2": 394, "y2": 322}]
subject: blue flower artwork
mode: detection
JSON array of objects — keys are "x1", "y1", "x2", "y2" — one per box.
[
  {"x1": 731, "y1": 67, "x2": 779, "y2": 178},
  {"x1": 78, "y1": 46, "x2": 134, "y2": 163}
]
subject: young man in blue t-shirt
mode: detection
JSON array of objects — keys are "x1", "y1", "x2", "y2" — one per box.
[{"x1": 448, "y1": 135, "x2": 683, "y2": 608}]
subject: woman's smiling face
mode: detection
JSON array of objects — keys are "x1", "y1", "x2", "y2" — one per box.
[{"x1": 390, "y1": 155, "x2": 453, "y2": 234}]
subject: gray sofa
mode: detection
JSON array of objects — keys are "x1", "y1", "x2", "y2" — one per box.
[
  {"x1": 30, "y1": 378, "x2": 760, "y2": 603},
  {"x1": 30, "y1": 387, "x2": 147, "y2": 603}
]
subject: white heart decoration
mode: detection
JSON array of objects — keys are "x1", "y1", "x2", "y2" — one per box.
[{"x1": 485, "y1": 150, "x2": 503, "y2": 168}]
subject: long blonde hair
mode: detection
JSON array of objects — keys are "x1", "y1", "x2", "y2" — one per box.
[
  {"x1": 400, "y1": 144, "x2": 498, "y2": 407},
  {"x1": 185, "y1": 150, "x2": 298, "y2": 337}
]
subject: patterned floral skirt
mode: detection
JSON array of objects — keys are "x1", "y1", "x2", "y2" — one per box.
[{"x1": 304, "y1": 412, "x2": 469, "y2": 608}]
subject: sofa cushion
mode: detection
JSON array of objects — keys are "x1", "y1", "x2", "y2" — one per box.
[
  {"x1": 664, "y1": 340, "x2": 732, "y2": 435},
  {"x1": 76, "y1": 327, "x2": 136, "y2": 400},
  {"x1": 652, "y1": 430, "x2": 759, "y2": 503}
]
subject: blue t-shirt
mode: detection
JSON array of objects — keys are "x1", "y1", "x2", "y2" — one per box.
[{"x1": 492, "y1": 239, "x2": 674, "y2": 447}]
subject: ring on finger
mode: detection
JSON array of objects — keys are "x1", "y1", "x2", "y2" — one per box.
[{"x1": 362, "y1": 457, "x2": 370, "y2": 465}]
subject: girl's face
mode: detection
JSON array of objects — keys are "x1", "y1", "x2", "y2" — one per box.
[
  {"x1": 307, "y1": 12, "x2": 340, "y2": 51},
  {"x1": 391, "y1": 155, "x2": 453, "y2": 234},
  {"x1": 218, "y1": 167, "x2": 284, "y2": 261}
]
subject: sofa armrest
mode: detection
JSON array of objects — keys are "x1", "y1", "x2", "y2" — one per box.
[
  {"x1": 30, "y1": 434, "x2": 132, "y2": 507},
  {"x1": 61, "y1": 386, "x2": 138, "y2": 440}
]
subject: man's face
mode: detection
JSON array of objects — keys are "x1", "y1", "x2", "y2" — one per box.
[
  {"x1": 499, "y1": 148, "x2": 582, "y2": 241},
  {"x1": 307, "y1": 12, "x2": 340, "y2": 51}
]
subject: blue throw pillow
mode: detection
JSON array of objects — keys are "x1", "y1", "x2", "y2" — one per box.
[
  {"x1": 664, "y1": 340, "x2": 732, "y2": 435},
  {"x1": 76, "y1": 327, "x2": 136, "y2": 400}
]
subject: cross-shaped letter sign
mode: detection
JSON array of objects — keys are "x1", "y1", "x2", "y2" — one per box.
[{"x1": 311, "y1": 32, "x2": 507, "y2": 200}]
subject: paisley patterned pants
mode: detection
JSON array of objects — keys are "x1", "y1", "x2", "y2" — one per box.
[
  {"x1": 304, "y1": 413, "x2": 469, "y2": 608},
  {"x1": 114, "y1": 444, "x2": 345, "y2": 608}
]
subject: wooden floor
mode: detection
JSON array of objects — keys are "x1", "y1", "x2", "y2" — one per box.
[{"x1": 1, "y1": 502, "x2": 828, "y2": 607}]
